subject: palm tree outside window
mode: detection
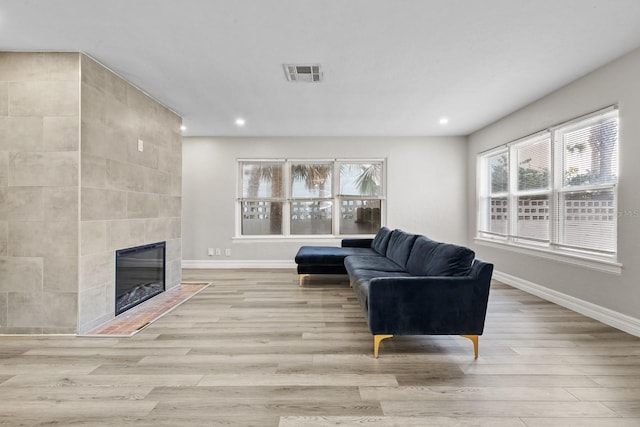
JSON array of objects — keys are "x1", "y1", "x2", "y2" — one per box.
[{"x1": 238, "y1": 159, "x2": 385, "y2": 237}]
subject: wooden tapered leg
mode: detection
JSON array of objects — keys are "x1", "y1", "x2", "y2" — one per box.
[
  {"x1": 373, "y1": 334, "x2": 393, "y2": 358},
  {"x1": 461, "y1": 335, "x2": 479, "y2": 359},
  {"x1": 298, "y1": 274, "x2": 309, "y2": 287}
]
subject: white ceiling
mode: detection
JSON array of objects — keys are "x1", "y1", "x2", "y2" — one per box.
[{"x1": 2, "y1": 0, "x2": 640, "y2": 136}]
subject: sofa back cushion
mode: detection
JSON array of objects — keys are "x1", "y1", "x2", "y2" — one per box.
[
  {"x1": 371, "y1": 227, "x2": 393, "y2": 255},
  {"x1": 406, "y1": 236, "x2": 475, "y2": 277},
  {"x1": 385, "y1": 229, "x2": 417, "y2": 268}
]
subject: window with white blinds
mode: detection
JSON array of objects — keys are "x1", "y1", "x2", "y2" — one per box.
[
  {"x1": 478, "y1": 150, "x2": 509, "y2": 236},
  {"x1": 477, "y1": 107, "x2": 619, "y2": 258},
  {"x1": 514, "y1": 134, "x2": 551, "y2": 244},
  {"x1": 555, "y1": 111, "x2": 618, "y2": 253}
]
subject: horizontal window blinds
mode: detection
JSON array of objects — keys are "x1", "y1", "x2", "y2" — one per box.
[{"x1": 477, "y1": 107, "x2": 618, "y2": 257}]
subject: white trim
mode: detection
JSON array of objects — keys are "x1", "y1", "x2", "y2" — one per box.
[
  {"x1": 232, "y1": 235, "x2": 374, "y2": 243},
  {"x1": 0, "y1": 333, "x2": 76, "y2": 337},
  {"x1": 182, "y1": 259, "x2": 296, "y2": 269},
  {"x1": 494, "y1": 270, "x2": 640, "y2": 338},
  {"x1": 475, "y1": 237, "x2": 622, "y2": 275}
]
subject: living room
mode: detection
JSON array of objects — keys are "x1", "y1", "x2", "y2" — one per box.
[{"x1": 2, "y1": 0, "x2": 640, "y2": 425}]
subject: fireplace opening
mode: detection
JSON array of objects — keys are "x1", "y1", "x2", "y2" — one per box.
[{"x1": 115, "y1": 242, "x2": 166, "y2": 316}]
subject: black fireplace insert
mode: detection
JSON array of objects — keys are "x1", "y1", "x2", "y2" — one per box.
[{"x1": 115, "y1": 241, "x2": 166, "y2": 315}]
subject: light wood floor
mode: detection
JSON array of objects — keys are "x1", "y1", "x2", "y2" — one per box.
[{"x1": 1, "y1": 269, "x2": 640, "y2": 426}]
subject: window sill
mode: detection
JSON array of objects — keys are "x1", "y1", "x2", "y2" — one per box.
[
  {"x1": 474, "y1": 237, "x2": 622, "y2": 275},
  {"x1": 232, "y1": 235, "x2": 374, "y2": 243}
]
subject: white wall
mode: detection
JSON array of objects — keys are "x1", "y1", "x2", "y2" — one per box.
[
  {"x1": 182, "y1": 136, "x2": 468, "y2": 264},
  {"x1": 467, "y1": 47, "x2": 640, "y2": 325}
]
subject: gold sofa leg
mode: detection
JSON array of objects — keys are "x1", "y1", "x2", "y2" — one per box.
[
  {"x1": 373, "y1": 334, "x2": 393, "y2": 358},
  {"x1": 299, "y1": 274, "x2": 309, "y2": 287},
  {"x1": 461, "y1": 335, "x2": 479, "y2": 359}
]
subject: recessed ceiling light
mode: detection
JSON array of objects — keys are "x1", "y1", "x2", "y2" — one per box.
[
  {"x1": 235, "y1": 118, "x2": 246, "y2": 126},
  {"x1": 439, "y1": 117, "x2": 449, "y2": 125},
  {"x1": 180, "y1": 125, "x2": 187, "y2": 131}
]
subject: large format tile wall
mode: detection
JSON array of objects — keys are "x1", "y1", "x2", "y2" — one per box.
[
  {"x1": 0, "y1": 52, "x2": 182, "y2": 334},
  {"x1": 0, "y1": 53, "x2": 80, "y2": 333},
  {"x1": 79, "y1": 55, "x2": 182, "y2": 333}
]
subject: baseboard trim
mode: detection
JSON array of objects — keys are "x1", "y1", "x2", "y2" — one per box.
[
  {"x1": 494, "y1": 270, "x2": 640, "y2": 338},
  {"x1": 182, "y1": 259, "x2": 296, "y2": 269}
]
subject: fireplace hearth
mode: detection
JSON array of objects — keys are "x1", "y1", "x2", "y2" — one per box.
[{"x1": 115, "y1": 242, "x2": 166, "y2": 315}]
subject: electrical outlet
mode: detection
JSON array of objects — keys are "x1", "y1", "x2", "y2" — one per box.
[
  {"x1": 137, "y1": 139, "x2": 144, "y2": 152},
  {"x1": 207, "y1": 248, "x2": 214, "y2": 256},
  {"x1": 215, "y1": 248, "x2": 221, "y2": 256},
  {"x1": 225, "y1": 248, "x2": 231, "y2": 257}
]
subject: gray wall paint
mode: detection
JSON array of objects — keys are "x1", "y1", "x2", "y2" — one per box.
[
  {"x1": 467, "y1": 47, "x2": 640, "y2": 320},
  {"x1": 182, "y1": 136, "x2": 468, "y2": 261}
]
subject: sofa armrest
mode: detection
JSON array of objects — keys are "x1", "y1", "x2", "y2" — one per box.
[
  {"x1": 341, "y1": 238, "x2": 374, "y2": 248},
  {"x1": 366, "y1": 260, "x2": 493, "y2": 336}
]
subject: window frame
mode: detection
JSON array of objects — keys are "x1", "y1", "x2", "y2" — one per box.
[
  {"x1": 238, "y1": 160, "x2": 286, "y2": 237},
  {"x1": 476, "y1": 106, "x2": 620, "y2": 271},
  {"x1": 511, "y1": 133, "x2": 552, "y2": 246},
  {"x1": 477, "y1": 147, "x2": 509, "y2": 238},
  {"x1": 236, "y1": 158, "x2": 386, "y2": 238},
  {"x1": 289, "y1": 160, "x2": 335, "y2": 236}
]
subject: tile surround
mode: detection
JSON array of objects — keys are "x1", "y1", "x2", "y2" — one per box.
[
  {"x1": 7, "y1": 187, "x2": 43, "y2": 221},
  {"x1": 0, "y1": 83, "x2": 7, "y2": 115},
  {"x1": 43, "y1": 187, "x2": 78, "y2": 221},
  {"x1": 43, "y1": 116, "x2": 79, "y2": 151},
  {"x1": 105, "y1": 219, "x2": 146, "y2": 251},
  {"x1": 78, "y1": 54, "x2": 182, "y2": 333},
  {"x1": 43, "y1": 256, "x2": 78, "y2": 293},
  {"x1": 0, "y1": 257, "x2": 43, "y2": 292},
  {"x1": 0, "y1": 52, "x2": 182, "y2": 334},
  {"x1": 0, "y1": 116, "x2": 43, "y2": 151},
  {"x1": 8, "y1": 151, "x2": 79, "y2": 187},
  {"x1": 9, "y1": 80, "x2": 79, "y2": 116},
  {"x1": 0, "y1": 221, "x2": 7, "y2": 256}
]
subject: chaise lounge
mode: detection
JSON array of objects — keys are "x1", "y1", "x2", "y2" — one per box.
[{"x1": 295, "y1": 227, "x2": 493, "y2": 358}]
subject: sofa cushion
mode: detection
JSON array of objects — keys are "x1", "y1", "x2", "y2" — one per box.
[
  {"x1": 351, "y1": 268, "x2": 412, "y2": 313},
  {"x1": 406, "y1": 236, "x2": 475, "y2": 276},
  {"x1": 295, "y1": 246, "x2": 378, "y2": 265},
  {"x1": 385, "y1": 230, "x2": 417, "y2": 268},
  {"x1": 371, "y1": 227, "x2": 393, "y2": 255},
  {"x1": 345, "y1": 255, "x2": 405, "y2": 276},
  {"x1": 405, "y1": 236, "x2": 442, "y2": 275},
  {"x1": 350, "y1": 268, "x2": 411, "y2": 283},
  {"x1": 297, "y1": 264, "x2": 350, "y2": 275}
]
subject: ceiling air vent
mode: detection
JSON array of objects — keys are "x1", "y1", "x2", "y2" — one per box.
[{"x1": 283, "y1": 64, "x2": 323, "y2": 82}]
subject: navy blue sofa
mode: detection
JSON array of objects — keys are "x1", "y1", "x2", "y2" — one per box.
[{"x1": 295, "y1": 227, "x2": 493, "y2": 358}]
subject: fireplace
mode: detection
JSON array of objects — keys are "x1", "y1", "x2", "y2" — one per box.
[{"x1": 115, "y1": 242, "x2": 166, "y2": 316}]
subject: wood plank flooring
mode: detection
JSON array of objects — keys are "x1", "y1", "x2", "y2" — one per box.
[{"x1": 1, "y1": 269, "x2": 640, "y2": 426}]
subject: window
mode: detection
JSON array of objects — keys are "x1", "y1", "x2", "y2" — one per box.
[
  {"x1": 338, "y1": 162, "x2": 383, "y2": 235},
  {"x1": 555, "y1": 111, "x2": 618, "y2": 252},
  {"x1": 514, "y1": 134, "x2": 551, "y2": 244},
  {"x1": 479, "y1": 151, "x2": 509, "y2": 236},
  {"x1": 477, "y1": 107, "x2": 618, "y2": 258},
  {"x1": 240, "y1": 162, "x2": 284, "y2": 236},
  {"x1": 238, "y1": 159, "x2": 385, "y2": 236},
  {"x1": 290, "y1": 162, "x2": 333, "y2": 235}
]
